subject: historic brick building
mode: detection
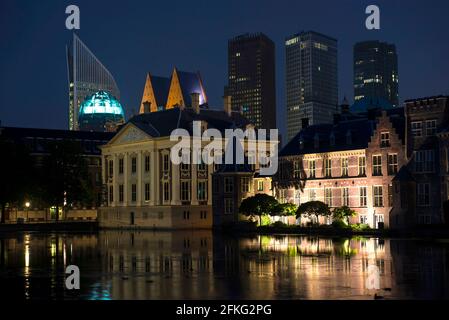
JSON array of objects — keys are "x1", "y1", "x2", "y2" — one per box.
[
  {"x1": 390, "y1": 96, "x2": 449, "y2": 227},
  {"x1": 274, "y1": 106, "x2": 406, "y2": 228}
]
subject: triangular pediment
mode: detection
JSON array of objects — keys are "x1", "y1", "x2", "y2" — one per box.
[{"x1": 108, "y1": 123, "x2": 152, "y2": 145}]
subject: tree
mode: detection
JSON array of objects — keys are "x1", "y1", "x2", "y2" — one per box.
[
  {"x1": 40, "y1": 140, "x2": 93, "y2": 221},
  {"x1": 0, "y1": 137, "x2": 33, "y2": 223},
  {"x1": 296, "y1": 201, "x2": 331, "y2": 224},
  {"x1": 239, "y1": 194, "x2": 279, "y2": 226},
  {"x1": 271, "y1": 203, "x2": 297, "y2": 217},
  {"x1": 332, "y1": 206, "x2": 357, "y2": 225}
]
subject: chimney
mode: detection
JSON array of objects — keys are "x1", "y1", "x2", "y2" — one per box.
[
  {"x1": 191, "y1": 92, "x2": 200, "y2": 114},
  {"x1": 301, "y1": 118, "x2": 309, "y2": 129},
  {"x1": 224, "y1": 95, "x2": 232, "y2": 117},
  {"x1": 143, "y1": 101, "x2": 151, "y2": 114}
]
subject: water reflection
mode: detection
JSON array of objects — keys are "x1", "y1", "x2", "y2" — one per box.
[{"x1": 0, "y1": 231, "x2": 448, "y2": 300}]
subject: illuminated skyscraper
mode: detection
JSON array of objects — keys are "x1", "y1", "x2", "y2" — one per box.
[
  {"x1": 354, "y1": 41, "x2": 398, "y2": 107},
  {"x1": 66, "y1": 33, "x2": 120, "y2": 131},
  {"x1": 285, "y1": 31, "x2": 338, "y2": 141},
  {"x1": 227, "y1": 33, "x2": 276, "y2": 130}
]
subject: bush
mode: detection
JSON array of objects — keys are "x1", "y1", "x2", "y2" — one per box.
[
  {"x1": 351, "y1": 223, "x2": 371, "y2": 231},
  {"x1": 261, "y1": 214, "x2": 272, "y2": 226},
  {"x1": 332, "y1": 220, "x2": 349, "y2": 229},
  {"x1": 271, "y1": 221, "x2": 287, "y2": 228}
]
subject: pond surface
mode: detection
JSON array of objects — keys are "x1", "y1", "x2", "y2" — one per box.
[{"x1": 0, "y1": 231, "x2": 448, "y2": 300}]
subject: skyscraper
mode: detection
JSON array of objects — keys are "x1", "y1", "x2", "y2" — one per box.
[
  {"x1": 285, "y1": 31, "x2": 338, "y2": 141},
  {"x1": 354, "y1": 40, "x2": 398, "y2": 107},
  {"x1": 227, "y1": 33, "x2": 276, "y2": 130},
  {"x1": 66, "y1": 33, "x2": 120, "y2": 131}
]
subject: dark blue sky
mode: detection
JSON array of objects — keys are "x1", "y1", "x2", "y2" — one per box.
[{"x1": 1, "y1": 0, "x2": 448, "y2": 138}]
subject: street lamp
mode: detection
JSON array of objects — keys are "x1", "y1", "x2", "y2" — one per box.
[{"x1": 25, "y1": 202, "x2": 30, "y2": 223}]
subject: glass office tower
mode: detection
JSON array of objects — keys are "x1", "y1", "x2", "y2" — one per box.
[
  {"x1": 285, "y1": 31, "x2": 338, "y2": 141},
  {"x1": 66, "y1": 33, "x2": 120, "y2": 131}
]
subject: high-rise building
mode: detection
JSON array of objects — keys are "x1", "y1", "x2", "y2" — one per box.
[
  {"x1": 66, "y1": 33, "x2": 121, "y2": 131},
  {"x1": 227, "y1": 33, "x2": 276, "y2": 130},
  {"x1": 285, "y1": 31, "x2": 338, "y2": 142},
  {"x1": 354, "y1": 40, "x2": 399, "y2": 107}
]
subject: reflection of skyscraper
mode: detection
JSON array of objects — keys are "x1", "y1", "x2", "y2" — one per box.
[
  {"x1": 354, "y1": 41, "x2": 398, "y2": 107},
  {"x1": 227, "y1": 33, "x2": 276, "y2": 130},
  {"x1": 285, "y1": 31, "x2": 338, "y2": 141},
  {"x1": 66, "y1": 33, "x2": 120, "y2": 131}
]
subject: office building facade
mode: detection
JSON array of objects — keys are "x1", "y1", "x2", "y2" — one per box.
[
  {"x1": 227, "y1": 33, "x2": 276, "y2": 130},
  {"x1": 285, "y1": 31, "x2": 338, "y2": 141},
  {"x1": 354, "y1": 41, "x2": 399, "y2": 107}
]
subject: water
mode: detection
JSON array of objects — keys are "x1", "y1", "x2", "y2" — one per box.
[{"x1": 0, "y1": 231, "x2": 448, "y2": 300}]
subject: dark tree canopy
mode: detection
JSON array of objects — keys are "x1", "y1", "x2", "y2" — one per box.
[
  {"x1": 271, "y1": 203, "x2": 297, "y2": 217},
  {"x1": 239, "y1": 194, "x2": 279, "y2": 225},
  {"x1": 296, "y1": 201, "x2": 331, "y2": 220}
]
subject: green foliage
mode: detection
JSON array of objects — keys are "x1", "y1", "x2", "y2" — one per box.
[
  {"x1": 239, "y1": 194, "x2": 279, "y2": 226},
  {"x1": 332, "y1": 206, "x2": 357, "y2": 225},
  {"x1": 296, "y1": 201, "x2": 331, "y2": 220},
  {"x1": 350, "y1": 223, "x2": 371, "y2": 231},
  {"x1": 271, "y1": 203, "x2": 297, "y2": 216},
  {"x1": 261, "y1": 214, "x2": 272, "y2": 226}
]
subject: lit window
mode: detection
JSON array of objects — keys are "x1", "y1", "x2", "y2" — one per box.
[
  {"x1": 380, "y1": 132, "x2": 390, "y2": 148},
  {"x1": 309, "y1": 160, "x2": 316, "y2": 178},
  {"x1": 341, "y1": 158, "x2": 349, "y2": 177},
  {"x1": 372, "y1": 155, "x2": 382, "y2": 176},
  {"x1": 342, "y1": 187, "x2": 349, "y2": 206},
  {"x1": 257, "y1": 180, "x2": 264, "y2": 191},
  {"x1": 360, "y1": 187, "x2": 367, "y2": 207},
  {"x1": 358, "y1": 157, "x2": 366, "y2": 176},
  {"x1": 373, "y1": 186, "x2": 383, "y2": 207},
  {"x1": 324, "y1": 159, "x2": 332, "y2": 177},
  {"x1": 388, "y1": 154, "x2": 398, "y2": 175}
]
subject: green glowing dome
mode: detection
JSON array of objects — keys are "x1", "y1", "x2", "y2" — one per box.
[{"x1": 79, "y1": 91, "x2": 125, "y2": 117}]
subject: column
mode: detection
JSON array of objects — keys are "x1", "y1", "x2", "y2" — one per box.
[
  {"x1": 137, "y1": 151, "x2": 143, "y2": 207},
  {"x1": 150, "y1": 150, "x2": 157, "y2": 206},
  {"x1": 123, "y1": 152, "x2": 128, "y2": 206},
  {"x1": 171, "y1": 162, "x2": 180, "y2": 205},
  {"x1": 191, "y1": 163, "x2": 198, "y2": 205},
  {"x1": 112, "y1": 154, "x2": 118, "y2": 207},
  {"x1": 207, "y1": 164, "x2": 213, "y2": 205}
]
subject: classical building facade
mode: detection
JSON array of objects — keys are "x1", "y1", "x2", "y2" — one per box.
[
  {"x1": 99, "y1": 100, "x2": 276, "y2": 229},
  {"x1": 275, "y1": 107, "x2": 406, "y2": 228}
]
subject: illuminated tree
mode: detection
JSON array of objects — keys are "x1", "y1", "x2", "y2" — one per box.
[
  {"x1": 239, "y1": 194, "x2": 279, "y2": 226},
  {"x1": 271, "y1": 203, "x2": 297, "y2": 216},
  {"x1": 296, "y1": 201, "x2": 331, "y2": 224},
  {"x1": 333, "y1": 206, "x2": 357, "y2": 225}
]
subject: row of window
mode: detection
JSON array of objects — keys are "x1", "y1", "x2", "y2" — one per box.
[
  {"x1": 291, "y1": 154, "x2": 398, "y2": 179},
  {"x1": 108, "y1": 181, "x2": 208, "y2": 203},
  {"x1": 320, "y1": 186, "x2": 387, "y2": 208},
  {"x1": 182, "y1": 210, "x2": 208, "y2": 220},
  {"x1": 411, "y1": 120, "x2": 437, "y2": 137}
]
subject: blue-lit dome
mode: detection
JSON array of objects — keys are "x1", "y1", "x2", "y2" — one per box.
[{"x1": 78, "y1": 91, "x2": 125, "y2": 132}]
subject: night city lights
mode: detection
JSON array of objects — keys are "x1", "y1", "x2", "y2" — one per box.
[{"x1": 0, "y1": 0, "x2": 449, "y2": 318}]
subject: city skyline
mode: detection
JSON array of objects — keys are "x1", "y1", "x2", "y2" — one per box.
[{"x1": 1, "y1": 0, "x2": 448, "y2": 140}]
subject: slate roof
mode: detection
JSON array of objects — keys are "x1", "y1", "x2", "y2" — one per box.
[
  {"x1": 150, "y1": 75, "x2": 171, "y2": 107},
  {"x1": 279, "y1": 107, "x2": 405, "y2": 157},
  {"x1": 176, "y1": 70, "x2": 207, "y2": 107},
  {"x1": 124, "y1": 107, "x2": 252, "y2": 138}
]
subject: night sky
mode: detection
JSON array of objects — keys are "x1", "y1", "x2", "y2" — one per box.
[{"x1": 1, "y1": 0, "x2": 448, "y2": 140}]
